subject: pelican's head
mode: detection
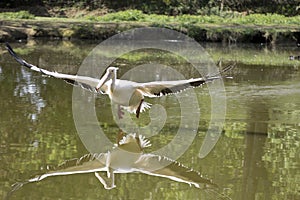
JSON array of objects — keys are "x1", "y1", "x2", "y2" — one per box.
[{"x1": 96, "y1": 67, "x2": 119, "y2": 91}]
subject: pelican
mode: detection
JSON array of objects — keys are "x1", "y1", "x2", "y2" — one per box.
[
  {"x1": 6, "y1": 133, "x2": 219, "y2": 200},
  {"x1": 6, "y1": 43, "x2": 234, "y2": 118}
]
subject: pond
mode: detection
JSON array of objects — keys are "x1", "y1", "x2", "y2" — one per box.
[{"x1": 0, "y1": 40, "x2": 299, "y2": 200}]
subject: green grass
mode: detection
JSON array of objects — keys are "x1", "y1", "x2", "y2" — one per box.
[
  {"x1": 86, "y1": 9, "x2": 300, "y2": 26},
  {"x1": 0, "y1": 10, "x2": 35, "y2": 19},
  {"x1": 1, "y1": 9, "x2": 299, "y2": 27},
  {"x1": 92, "y1": 46, "x2": 300, "y2": 68},
  {"x1": 1, "y1": 10, "x2": 299, "y2": 51},
  {"x1": 206, "y1": 46, "x2": 300, "y2": 67}
]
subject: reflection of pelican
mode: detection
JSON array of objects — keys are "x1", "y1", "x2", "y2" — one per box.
[
  {"x1": 8, "y1": 133, "x2": 217, "y2": 196},
  {"x1": 6, "y1": 43, "x2": 234, "y2": 118}
]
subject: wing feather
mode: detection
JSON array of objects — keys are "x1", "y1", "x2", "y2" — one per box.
[
  {"x1": 5, "y1": 43, "x2": 107, "y2": 93},
  {"x1": 137, "y1": 63, "x2": 235, "y2": 97},
  {"x1": 6, "y1": 153, "x2": 107, "y2": 199},
  {"x1": 137, "y1": 77, "x2": 216, "y2": 97},
  {"x1": 133, "y1": 154, "x2": 217, "y2": 188},
  {"x1": 30, "y1": 153, "x2": 107, "y2": 182}
]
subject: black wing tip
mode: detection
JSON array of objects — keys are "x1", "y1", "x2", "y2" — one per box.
[
  {"x1": 5, "y1": 42, "x2": 23, "y2": 63},
  {"x1": 5, "y1": 43, "x2": 36, "y2": 70},
  {"x1": 5, "y1": 42, "x2": 16, "y2": 56},
  {"x1": 5, "y1": 42, "x2": 19, "y2": 58},
  {"x1": 156, "y1": 81, "x2": 205, "y2": 96},
  {"x1": 5, "y1": 42, "x2": 12, "y2": 50}
]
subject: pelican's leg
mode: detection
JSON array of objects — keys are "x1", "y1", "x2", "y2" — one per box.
[
  {"x1": 136, "y1": 99, "x2": 144, "y2": 118},
  {"x1": 134, "y1": 133, "x2": 143, "y2": 151},
  {"x1": 95, "y1": 152, "x2": 116, "y2": 190},
  {"x1": 94, "y1": 172, "x2": 116, "y2": 190},
  {"x1": 118, "y1": 105, "x2": 125, "y2": 119},
  {"x1": 116, "y1": 131, "x2": 125, "y2": 146}
]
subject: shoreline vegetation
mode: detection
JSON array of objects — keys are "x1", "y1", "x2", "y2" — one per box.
[{"x1": 0, "y1": 10, "x2": 299, "y2": 45}]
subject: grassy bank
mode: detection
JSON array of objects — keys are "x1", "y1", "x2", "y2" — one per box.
[
  {"x1": 87, "y1": 10, "x2": 300, "y2": 26},
  {"x1": 0, "y1": 10, "x2": 299, "y2": 44}
]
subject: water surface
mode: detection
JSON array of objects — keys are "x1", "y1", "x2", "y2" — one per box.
[{"x1": 0, "y1": 40, "x2": 299, "y2": 200}]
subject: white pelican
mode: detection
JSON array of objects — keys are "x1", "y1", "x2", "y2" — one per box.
[
  {"x1": 6, "y1": 43, "x2": 234, "y2": 118},
  {"x1": 7, "y1": 133, "x2": 218, "y2": 198}
]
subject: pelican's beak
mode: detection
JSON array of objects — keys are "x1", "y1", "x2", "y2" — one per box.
[
  {"x1": 96, "y1": 68, "x2": 118, "y2": 91},
  {"x1": 96, "y1": 73, "x2": 110, "y2": 91}
]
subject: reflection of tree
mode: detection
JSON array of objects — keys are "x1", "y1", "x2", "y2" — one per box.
[
  {"x1": 224, "y1": 63, "x2": 300, "y2": 199},
  {"x1": 263, "y1": 111, "x2": 300, "y2": 199},
  {"x1": 0, "y1": 50, "x2": 83, "y2": 199},
  {"x1": 13, "y1": 67, "x2": 46, "y2": 121},
  {"x1": 240, "y1": 100, "x2": 271, "y2": 199}
]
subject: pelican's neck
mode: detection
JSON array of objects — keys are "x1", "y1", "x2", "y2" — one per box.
[{"x1": 110, "y1": 75, "x2": 116, "y2": 92}]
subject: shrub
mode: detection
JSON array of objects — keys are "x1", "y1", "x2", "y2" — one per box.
[
  {"x1": 98, "y1": 10, "x2": 145, "y2": 22},
  {"x1": 0, "y1": 11, "x2": 35, "y2": 19}
]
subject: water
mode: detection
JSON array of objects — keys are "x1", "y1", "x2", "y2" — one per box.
[{"x1": 0, "y1": 40, "x2": 299, "y2": 200}]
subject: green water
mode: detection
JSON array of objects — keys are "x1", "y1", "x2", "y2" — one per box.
[{"x1": 0, "y1": 40, "x2": 299, "y2": 200}]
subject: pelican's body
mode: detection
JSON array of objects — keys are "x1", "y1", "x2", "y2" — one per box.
[
  {"x1": 108, "y1": 79, "x2": 148, "y2": 112},
  {"x1": 6, "y1": 43, "x2": 234, "y2": 118},
  {"x1": 98, "y1": 72, "x2": 152, "y2": 116}
]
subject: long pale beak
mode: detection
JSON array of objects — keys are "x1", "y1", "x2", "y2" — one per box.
[
  {"x1": 96, "y1": 73, "x2": 111, "y2": 92},
  {"x1": 95, "y1": 67, "x2": 118, "y2": 92}
]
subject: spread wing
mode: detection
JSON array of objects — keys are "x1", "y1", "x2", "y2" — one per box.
[
  {"x1": 137, "y1": 78, "x2": 211, "y2": 97},
  {"x1": 133, "y1": 154, "x2": 217, "y2": 189},
  {"x1": 137, "y1": 64, "x2": 235, "y2": 97},
  {"x1": 5, "y1": 43, "x2": 107, "y2": 93}
]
